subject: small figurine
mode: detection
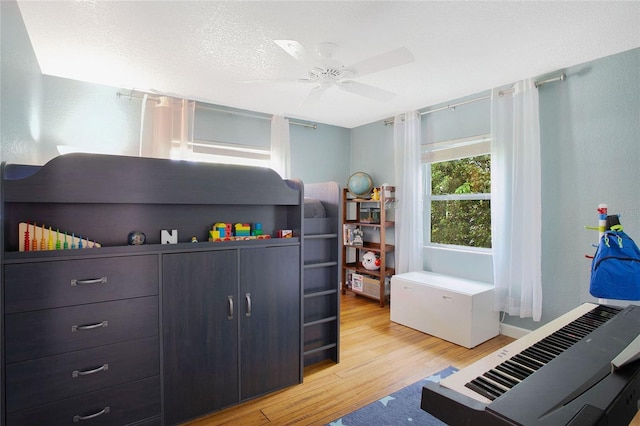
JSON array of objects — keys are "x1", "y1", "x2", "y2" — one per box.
[
  {"x1": 191, "y1": 236, "x2": 198, "y2": 243},
  {"x1": 371, "y1": 188, "x2": 380, "y2": 201}
]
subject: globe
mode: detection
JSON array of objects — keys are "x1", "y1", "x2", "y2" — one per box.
[{"x1": 347, "y1": 172, "x2": 373, "y2": 197}]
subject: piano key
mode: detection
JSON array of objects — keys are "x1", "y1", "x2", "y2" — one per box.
[
  {"x1": 597, "y1": 305, "x2": 622, "y2": 315},
  {"x1": 465, "y1": 376, "x2": 506, "y2": 400},
  {"x1": 484, "y1": 369, "x2": 520, "y2": 389},
  {"x1": 562, "y1": 324, "x2": 589, "y2": 337},
  {"x1": 534, "y1": 339, "x2": 564, "y2": 356},
  {"x1": 545, "y1": 333, "x2": 573, "y2": 350},
  {"x1": 511, "y1": 353, "x2": 543, "y2": 371},
  {"x1": 523, "y1": 346, "x2": 554, "y2": 363},
  {"x1": 568, "y1": 320, "x2": 597, "y2": 334},
  {"x1": 554, "y1": 328, "x2": 582, "y2": 343},
  {"x1": 496, "y1": 361, "x2": 531, "y2": 381}
]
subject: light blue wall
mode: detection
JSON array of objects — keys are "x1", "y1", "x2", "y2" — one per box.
[
  {"x1": 40, "y1": 76, "x2": 142, "y2": 159},
  {"x1": 423, "y1": 93, "x2": 491, "y2": 143},
  {"x1": 350, "y1": 48, "x2": 640, "y2": 330},
  {"x1": 290, "y1": 123, "x2": 350, "y2": 186},
  {"x1": 350, "y1": 121, "x2": 394, "y2": 186},
  {"x1": 0, "y1": 0, "x2": 43, "y2": 164},
  {"x1": 0, "y1": 1, "x2": 350, "y2": 187},
  {"x1": 532, "y1": 48, "x2": 640, "y2": 329}
]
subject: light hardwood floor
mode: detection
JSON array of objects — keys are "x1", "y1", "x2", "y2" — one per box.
[{"x1": 186, "y1": 292, "x2": 515, "y2": 425}]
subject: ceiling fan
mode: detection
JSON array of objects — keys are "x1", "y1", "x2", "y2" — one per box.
[{"x1": 250, "y1": 40, "x2": 414, "y2": 106}]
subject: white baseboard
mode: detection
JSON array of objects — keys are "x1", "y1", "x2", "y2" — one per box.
[{"x1": 499, "y1": 322, "x2": 530, "y2": 339}]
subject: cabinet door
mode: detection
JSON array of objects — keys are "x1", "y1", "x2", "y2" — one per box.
[
  {"x1": 162, "y1": 250, "x2": 239, "y2": 425},
  {"x1": 240, "y1": 245, "x2": 301, "y2": 400}
]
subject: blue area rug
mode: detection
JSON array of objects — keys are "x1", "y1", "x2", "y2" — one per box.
[{"x1": 326, "y1": 366, "x2": 458, "y2": 426}]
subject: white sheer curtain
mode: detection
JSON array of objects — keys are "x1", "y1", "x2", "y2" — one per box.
[
  {"x1": 270, "y1": 115, "x2": 290, "y2": 178},
  {"x1": 139, "y1": 96, "x2": 195, "y2": 160},
  {"x1": 491, "y1": 79, "x2": 542, "y2": 321},
  {"x1": 393, "y1": 111, "x2": 423, "y2": 274}
]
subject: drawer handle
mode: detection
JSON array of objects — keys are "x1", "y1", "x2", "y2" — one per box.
[
  {"x1": 228, "y1": 296, "x2": 234, "y2": 320},
  {"x1": 72, "y1": 363, "x2": 109, "y2": 378},
  {"x1": 73, "y1": 406, "x2": 110, "y2": 423},
  {"x1": 442, "y1": 296, "x2": 455, "y2": 302},
  {"x1": 245, "y1": 293, "x2": 252, "y2": 317},
  {"x1": 72, "y1": 321, "x2": 108, "y2": 332},
  {"x1": 71, "y1": 277, "x2": 108, "y2": 287}
]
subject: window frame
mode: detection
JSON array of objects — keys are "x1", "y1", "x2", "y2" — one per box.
[
  {"x1": 169, "y1": 139, "x2": 271, "y2": 167},
  {"x1": 423, "y1": 134, "x2": 492, "y2": 252}
]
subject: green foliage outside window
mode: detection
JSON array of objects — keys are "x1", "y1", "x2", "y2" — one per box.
[{"x1": 430, "y1": 154, "x2": 492, "y2": 248}]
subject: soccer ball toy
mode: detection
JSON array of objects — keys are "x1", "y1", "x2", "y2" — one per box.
[{"x1": 362, "y1": 251, "x2": 381, "y2": 271}]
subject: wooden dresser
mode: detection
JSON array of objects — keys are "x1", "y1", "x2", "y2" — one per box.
[{"x1": 1, "y1": 154, "x2": 303, "y2": 425}]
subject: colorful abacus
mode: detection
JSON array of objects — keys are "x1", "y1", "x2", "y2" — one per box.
[{"x1": 18, "y1": 222, "x2": 101, "y2": 252}]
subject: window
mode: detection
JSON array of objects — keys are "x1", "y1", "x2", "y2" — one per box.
[
  {"x1": 423, "y1": 135, "x2": 491, "y2": 249},
  {"x1": 185, "y1": 103, "x2": 272, "y2": 167},
  {"x1": 170, "y1": 139, "x2": 271, "y2": 167}
]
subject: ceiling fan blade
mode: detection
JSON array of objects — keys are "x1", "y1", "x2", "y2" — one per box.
[
  {"x1": 336, "y1": 80, "x2": 396, "y2": 102},
  {"x1": 300, "y1": 85, "x2": 327, "y2": 107},
  {"x1": 274, "y1": 40, "x2": 317, "y2": 68},
  {"x1": 346, "y1": 47, "x2": 414, "y2": 78}
]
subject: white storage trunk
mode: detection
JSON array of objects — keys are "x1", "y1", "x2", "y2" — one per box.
[{"x1": 390, "y1": 271, "x2": 499, "y2": 348}]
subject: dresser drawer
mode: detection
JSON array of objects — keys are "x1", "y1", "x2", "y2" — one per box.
[
  {"x1": 5, "y1": 296, "x2": 158, "y2": 363},
  {"x1": 6, "y1": 336, "x2": 159, "y2": 412},
  {"x1": 4, "y1": 255, "x2": 158, "y2": 314},
  {"x1": 6, "y1": 376, "x2": 160, "y2": 426}
]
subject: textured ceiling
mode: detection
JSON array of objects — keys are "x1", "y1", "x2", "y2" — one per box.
[{"x1": 17, "y1": 1, "x2": 640, "y2": 128}]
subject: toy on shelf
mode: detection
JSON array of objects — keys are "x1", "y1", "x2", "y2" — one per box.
[
  {"x1": 277, "y1": 230, "x2": 293, "y2": 238},
  {"x1": 371, "y1": 188, "x2": 380, "y2": 201},
  {"x1": 234, "y1": 223, "x2": 251, "y2": 237},
  {"x1": 209, "y1": 222, "x2": 272, "y2": 242},
  {"x1": 161, "y1": 229, "x2": 178, "y2": 244},
  {"x1": 19, "y1": 222, "x2": 101, "y2": 252},
  {"x1": 127, "y1": 230, "x2": 146, "y2": 245},
  {"x1": 362, "y1": 251, "x2": 381, "y2": 271}
]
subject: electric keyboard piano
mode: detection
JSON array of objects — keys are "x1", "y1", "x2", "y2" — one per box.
[{"x1": 421, "y1": 303, "x2": 640, "y2": 425}]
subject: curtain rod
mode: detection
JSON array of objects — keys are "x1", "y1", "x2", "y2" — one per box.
[
  {"x1": 116, "y1": 91, "x2": 317, "y2": 129},
  {"x1": 384, "y1": 72, "x2": 566, "y2": 126}
]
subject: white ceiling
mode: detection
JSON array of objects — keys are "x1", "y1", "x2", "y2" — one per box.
[{"x1": 17, "y1": 1, "x2": 640, "y2": 128}]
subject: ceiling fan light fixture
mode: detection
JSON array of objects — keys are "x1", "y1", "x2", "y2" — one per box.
[{"x1": 269, "y1": 40, "x2": 414, "y2": 104}]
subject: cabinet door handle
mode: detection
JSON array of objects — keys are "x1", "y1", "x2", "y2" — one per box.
[
  {"x1": 228, "y1": 296, "x2": 234, "y2": 319},
  {"x1": 72, "y1": 321, "x2": 108, "y2": 332},
  {"x1": 72, "y1": 363, "x2": 109, "y2": 378},
  {"x1": 245, "y1": 293, "x2": 252, "y2": 317},
  {"x1": 73, "y1": 406, "x2": 110, "y2": 423},
  {"x1": 71, "y1": 277, "x2": 108, "y2": 287}
]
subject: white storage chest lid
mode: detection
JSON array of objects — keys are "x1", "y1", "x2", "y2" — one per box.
[{"x1": 391, "y1": 271, "x2": 493, "y2": 296}]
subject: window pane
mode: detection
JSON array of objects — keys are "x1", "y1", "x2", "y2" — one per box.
[
  {"x1": 431, "y1": 154, "x2": 490, "y2": 195},
  {"x1": 431, "y1": 199, "x2": 492, "y2": 248}
]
